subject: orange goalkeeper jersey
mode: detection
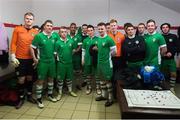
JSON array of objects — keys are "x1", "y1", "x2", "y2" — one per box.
[
  {"x1": 10, "y1": 25, "x2": 38, "y2": 59},
  {"x1": 108, "y1": 31, "x2": 125, "y2": 57}
]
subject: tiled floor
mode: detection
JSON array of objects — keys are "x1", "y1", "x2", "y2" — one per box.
[
  {"x1": 1, "y1": 83, "x2": 180, "y2": 119},
  {"x1": 0, "y1": 87, "x2": 121, "y2": 119}
]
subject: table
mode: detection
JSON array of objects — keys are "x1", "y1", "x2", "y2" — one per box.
[{"x1": 116, "y1": 80, "x2": 180, "y2": 119}]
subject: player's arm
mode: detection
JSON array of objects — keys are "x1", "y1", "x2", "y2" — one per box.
[
  {"x1": 159, "y1": 35, "x2": 167, "y2": 56},
  {"x1": 54, "y1": 41, "x2": 60, "y2": 61},
  {"x1": 172, "y1": 35, "x2": 178, "y2": 55},
  {"x1": 30, "y1": 35, "x2": 39, "y2": 65},
  {"x1": 110, "y1": 45, "x2": 117, "y2": 56},
  {"x1": 10, "y1": 27, "x2": 20, "y2": 67},
  {"x1": 109, "y1": 38, "x2": 117, "y2": 56},
  {"x1": 82, "y1": 39, "x2": 87, "y2": 66},
  {"x1": 160, "y1": 45, "x2": 167, "y2": 56}
]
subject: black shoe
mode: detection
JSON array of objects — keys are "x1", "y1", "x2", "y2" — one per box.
[
  {"x1": 27, "y1": 95, "x2": 36, "y2": 104},
  {"x1": 95, "y1": 96, "x2": 107, "y2": 101},
  {"x1": 15, "y1": 100, "x2": 24, "y2": 109},
  {"x1": 76, "y1": 85, "x2": 82, "y2": 90},
  {"x1": 105, "y1": 100, "x2": 113, "y2": 107},
  {"x1": 81, "y1": 82, "x2": 87, "y2": 87}
]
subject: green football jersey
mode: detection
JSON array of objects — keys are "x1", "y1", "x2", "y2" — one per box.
[
  {"x1": 82, "y1": 36, "x2": 98, "y2": 65},
  {"x1": 144, "y1": 32, "x2": 166, "y2": 66},
  {"x1": 32, "y1": 32, "x2": 60, "y2": 62},
  {"x1": 97, "y1": 35, "x2": 115, "y2": 65},
  {"x1": 55, "y1": 37, "x2": 74, "y2": 64},
  {"x1": 67, "y1": 33, "x2": 82, "y2": 49}
]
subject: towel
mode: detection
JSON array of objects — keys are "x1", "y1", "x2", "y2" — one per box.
[{"x1": 0, "y1": 22, "x2": 9, "y2": 52}]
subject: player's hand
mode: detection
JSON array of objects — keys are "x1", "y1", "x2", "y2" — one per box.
[
  {"x1": 165, "y1": 52, "x2": 172, "y2": 57},
  {"x1": 11, "y1": 54, "x2": 20, "y2": 67},
  {"x1": 82, "y1": 59, "x2": 84, "y2": 66},
  {"x1": 72, "y1": 49, "x2": 76, "y2": 54},
  {"x1": 92, "y1": 46, "x2": 98, "y2": 51},
  {"x1": 32, "y1": 58, "x2": 38, "y2": 69},
  {"x1": 32, "y1": 63, "x2": 37, "y2": 69},
  {"x1": 76, "y1": 46, "x2": 81, "y2": 52}
]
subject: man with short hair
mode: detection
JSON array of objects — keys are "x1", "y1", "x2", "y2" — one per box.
[
  {"x1": 68, "y1": 23, "x2": 82, "y2": 90},
  {"x1": 82, "y1": 25, "x2": 101, "y2": 95},
  {"x1": 80, "y1": 24, "x2": 88, "y2": 87},
  {"x1": 136, "y1": 23, "x2": 146, "y2": 36},
  {"x1": 95, "y1": 22, "x2": 116, "y2": 107},
  {"x1": 144, "y1": 19, "x2": 167, "y2": 68},
  {"x1": 10, "y1": 12, "x2": 38, "y2": 109},
  {"x1": 122, "y1": 23, "x2": 146, "y2": 71},
  {"x1": 105, "y1": 22, "x2": 111, "y2": 34},
  {"x1": 108, "y1": 19, "x2": 125, "y2": 98},
  {"x1": 30, "y1": 20, "x2": 59, "y2": 108},
  {"x1": 55, "y1": 26, "x2": 77, "y2": 100},
  {"x1": 160, "y1": 23, "x2": 178, "y2": 92},
  {"x1": 81, "y1": 24, "x2": 88, "y2": 41}
]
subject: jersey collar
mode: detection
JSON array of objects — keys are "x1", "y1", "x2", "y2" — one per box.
[
  {"x1": 60, "y1": 37, "x2": 69, "y2": 42},
  {"x1": 43, "y1": 31, "x2": 53, "y2": 38},
  {"x1": 128, "y1": 34, "x2": 135, "y2": 39},
  {"x1": 99, "y1": 34, "x2": 107, "y2": 38},
  {"x1": 148, "y1": 31, "x2": 157, "y2": 35}
]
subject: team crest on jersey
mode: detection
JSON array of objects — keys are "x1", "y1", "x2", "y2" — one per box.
[
  {"x1": 95, "y1": 41, "x2": 98, "y2": 44},
  {"x1": 153, "y1": 38, "x2": 156, "y2": 42},
  {"x1": 102, "y1": 43, "x2": 105, "y2": 46},
  {"x1": 169, "y1": 39, "x2": 173, "y2": 42},
  {"x1": 43, "y1": 39, "x2": 46, "y2": 42},
  {"x1": 52, "y1": 39, "x2": 55, "y2": 43},
  {"x1": 128, "y1": 42, "x2": 131, "y2": 44},
  {"x1": 69, "y1": 43, "x2": 72, "y2": 47},
  {"x1": 74, "y1": 38, "x2": 77, "y2": 41},
  {"x1": 135, "y1": 40, "x2": 139, "y2": 44}
]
